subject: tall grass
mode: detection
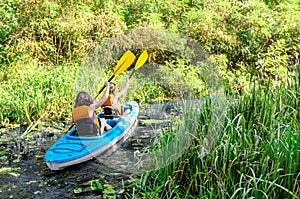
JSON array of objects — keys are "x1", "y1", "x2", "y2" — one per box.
[
  {"x1": 0, "y1": 62, "x2": 77, "y2": 126},
  {"x1": 133, "y1": 70, "x2": 299, "y2": 198}
]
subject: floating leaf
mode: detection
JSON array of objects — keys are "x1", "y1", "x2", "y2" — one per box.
[
  {"x1": 25, "y1": 180, "x2": 37, "y2": 184},
  {"x1": 0, "y1": 167, "x2": 19, "y2": 177},
  {"x1": 90, "y1": 179, "x2": 103, "y2": 192},
  {"x1": 100, "y1": 174, "x2": 106, "y2": 179},
  {"x1": 0, "y1": 167, "x2": 12, "y2": 174},
  {"x1": 73, "y1": 188, "x2": 83, "y2": 194},
  {"x1": 103, "y1": 184, "x2": 116, "y2": 196},
  {"x1": 9, "y1": 172, "x2": 20, "y2": 177},
  {"x1": 34, "y1": 191, "x2": 41, "y2": 195}
]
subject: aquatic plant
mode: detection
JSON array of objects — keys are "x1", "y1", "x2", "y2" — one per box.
[{"x1": 134, "y1": 69, "x2": 299, "y2": 198}]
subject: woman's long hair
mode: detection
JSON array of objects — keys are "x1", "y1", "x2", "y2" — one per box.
[{"x1": 74, "y1": 91, "x2": 93, "y2": 108}]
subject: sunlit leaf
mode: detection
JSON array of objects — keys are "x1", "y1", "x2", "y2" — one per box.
[
  {"x1": 90, "y1": 179, "x2": 103, "y2": 192},
  {"x1": 103, "y1": 184, "x2": 116, "y2": 196},
  {"x1": 73, "y1": 188, "x2": 82, "y2": 194}
]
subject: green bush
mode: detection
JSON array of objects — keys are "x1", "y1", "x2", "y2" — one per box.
[
  {"x1": 0, "y1": 61, "x2": 76, "y2": 125},
  {"x1": 0, "y1": 0, "x2": 20, "y2": 64},
  {"x1": 1, "y1": 0, "x2": 126, "y2": 66},
  {"x1": 0, "y1": 0, "x2": 299, "y2": 125},
  {"x1": 180, "y1": 0, "x2": 300, "y2": 92}
]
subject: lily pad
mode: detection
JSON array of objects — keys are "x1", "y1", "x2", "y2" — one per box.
[
  {"x1": 0, "y1": 167, "x2": 12, "y2": 174},
  {"x1": 13, "y1": 159, "x2": 20, "y2": 163},
  {"x1": 73, "y1": 188, "x2": 83, "y2": 194},
  {"x1": 0, "y1": 167, "x2": 19, "y2": 177},
  {"x1": 90, "y1": 179, "x2": 103, "y2": 192},
  {"x1": 103, "y1": 184, "x2": 116, "y2": 196}
]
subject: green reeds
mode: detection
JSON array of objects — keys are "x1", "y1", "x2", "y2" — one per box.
[
  {"x1": 136, "y1": 71, "x2": 299, "y2": 198},
  {"x1": 0, "y1": 63, "x2": 76, "y2": 126}
]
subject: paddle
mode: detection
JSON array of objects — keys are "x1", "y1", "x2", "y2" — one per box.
[
  {"x1": 64, "y1": 51, "x2": 136, "y2": 133},
  {"x1": 129, "y1": 50, "x2": 149, "y2": 79},
  {"x1": 93, "y1": 50, "x2": 136, "y2": 100}
]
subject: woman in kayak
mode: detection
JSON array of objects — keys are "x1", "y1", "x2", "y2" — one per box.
[
  {"x1": 72, "y1": 82, "x2": 112, "y2": 136},
  {"x1": 101, "y1": 78, "x2": 130, "y2": 116}
]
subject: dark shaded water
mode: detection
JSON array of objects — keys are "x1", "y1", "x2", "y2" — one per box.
[{"x1": 0, "y1": 103, "x2": 177, "y2": 198}]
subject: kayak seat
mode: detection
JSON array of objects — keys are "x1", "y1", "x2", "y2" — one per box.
[{"x1": 101, "y1": 107, "x2": 120, "y2": 119}]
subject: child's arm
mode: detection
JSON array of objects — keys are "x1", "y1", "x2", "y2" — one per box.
[
  {"x1": 113, "y1": 78, "x2": 129, "y2": 105},
  {"x1": 92, "y1": 82, "x2": 110, "y2": 109}
]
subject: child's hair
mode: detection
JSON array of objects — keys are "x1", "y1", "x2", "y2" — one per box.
[
  {"x1": 109, "y1": 82, "x2": 116, "y2": 94},
  {"x1": 74, "y1": 91, "x2": 93, "y2": 107}
]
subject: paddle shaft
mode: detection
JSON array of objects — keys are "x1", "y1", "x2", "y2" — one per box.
[{"x1": 64, "y1": 123, "x2": 74, "y2": 133}]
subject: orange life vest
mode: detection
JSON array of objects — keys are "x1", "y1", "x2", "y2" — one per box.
[
  {"x1": 102, "y1": 94, "x2": 114, "y2": 107},
  {"x1": 72, "y1": 105, "x2": 100, "y2": 136}
]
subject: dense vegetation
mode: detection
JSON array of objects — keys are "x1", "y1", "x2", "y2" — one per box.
[
  {"x1": 132, "y1": 74, "x2": 299, "y2": 198},
  {"x1": 0, "y1": 0, "x2": 299, "y2": 198},
  {"x1": 1, "y1": 0, "x2": 299, "y2": 124}
]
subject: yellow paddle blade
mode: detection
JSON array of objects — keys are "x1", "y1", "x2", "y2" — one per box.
[
  {"x1": 114, "y1": 51, "x2": 136, "y2": 75},
  {"x1": 114, "y1": 50, "x2": 132, "y2": 73},
  {"x1": 134, "y1": 50, "x2": 148, "y2": 70}
]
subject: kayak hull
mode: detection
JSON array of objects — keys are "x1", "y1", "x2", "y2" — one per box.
[{"x1": 44, "y1": 102, "x2": 139, "y2": 170}]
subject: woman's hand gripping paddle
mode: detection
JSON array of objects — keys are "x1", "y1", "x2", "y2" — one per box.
[
  {"x1": 93, "y1": 50, "x2": 136, "y2": 100},
  {"x1": 64, "y1": 51, "x2": 136, "y2": 133},
  {"x1": 129, "y1": 50, "x2": 149, "y2": 79}
]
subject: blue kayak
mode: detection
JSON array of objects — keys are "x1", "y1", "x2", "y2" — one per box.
[{"x1": 44, "y1": 102, "x2": 139, "y2": 170}]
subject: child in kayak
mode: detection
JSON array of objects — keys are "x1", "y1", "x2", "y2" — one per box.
[
  {"x1": 101, "y1": 78, "x2": 130, "y2": 116},
  {"x1": 72, "y1": 82, "x2": 112, "y2": 136}
]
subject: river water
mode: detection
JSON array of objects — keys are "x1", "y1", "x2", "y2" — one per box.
[{"x1": 0, "y1": 102, "x2": 178, "y2": 198}]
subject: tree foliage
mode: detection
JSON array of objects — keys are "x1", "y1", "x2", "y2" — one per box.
[{"x1": 0, "y1": 0, "x2": 299, "y2": 124}]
